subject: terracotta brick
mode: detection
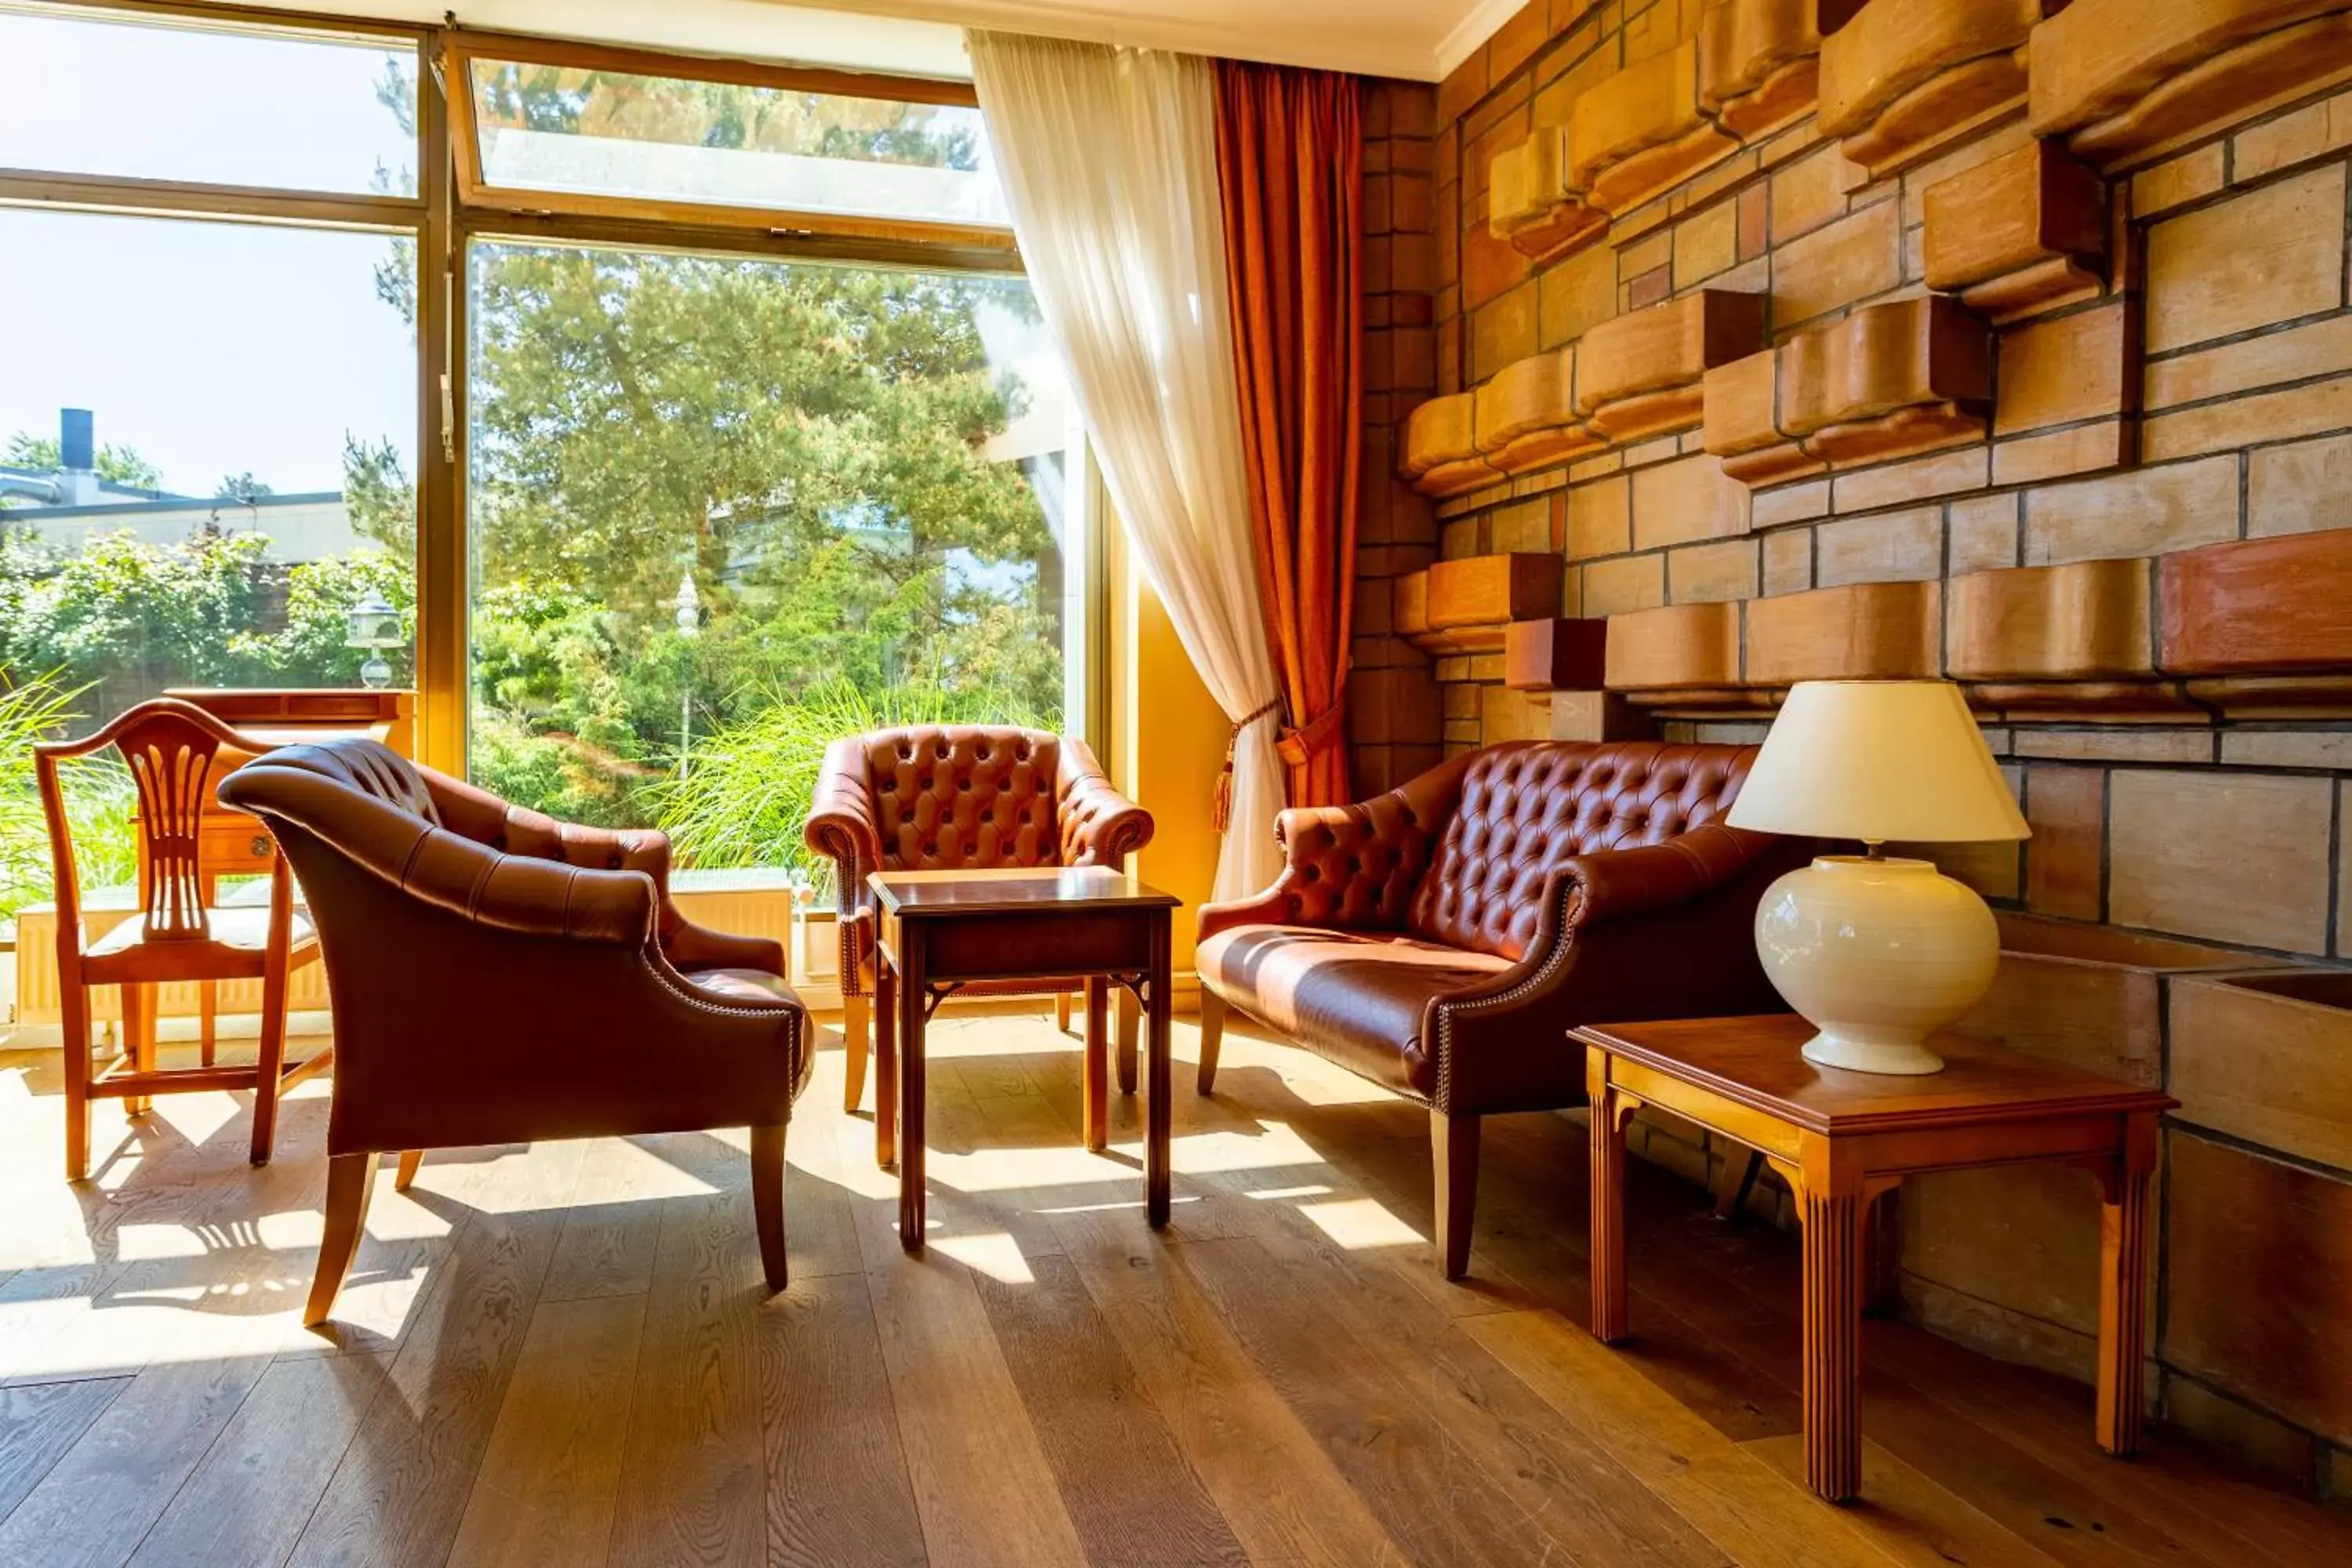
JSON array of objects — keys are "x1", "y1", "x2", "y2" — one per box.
[
  {"x1": 1472, "y1": 281, "x2": 1540, "y2": 380},
  {"x1": 2167, "y1": 1131, "x2": 2352, "y2": 1447},
  {"x1": 1666, "y1": 538, "x2": 1758, "y2": 603},
  {"x1": 1812, "y1": 506, "x2": 1943, "y2": 587},
  {"x1": 1769, "y1": 198, "x2": 1902, "y2": 328},
  {"x1": 1769, "y1": 143, "x2": 1852, "y2": 244},
  {"x1": 1566, "y1": 473, "x2": 1631, "y2": 558},
  {"x1": 2172, "y1": 971, "x2": 2352, "y2": 1172},
  {"x1": 1462, "y1": 216, "x2": 1534, "y2": 310},
  {"x1": 1949, "y1": 492, "x2": 2021, "y2": 574},
  {"x1": 2145, "y1": 165, "x2": 2347, "y2": 354},
  {"x1": 1389, "y1": 83, "x2": 1437, "y2": 138},
  {"x1": 1441, "y1": 516, "x2": 1482, "y2": 558},
  {"x1": 1581, "y1": 553, "x2": 1667, "y2": 615},
  {"x1": 1349, "y1": 664, "x2": 1443, "y2": 746},
  {"x1": 2024, "y1": 765, "x2": 2103, "y2": 920},
  {"x1": 1489, "y1": 498, "x2": 1552, "y2": 553},
  {"x1": 1536, "y1": 244, "x2": 1617, "y2": 348},
  {"x1": 1485, "y1": 0, "x2": 1552, "y2": 84},
  {"x1": 1751, "y1": 478, "x2": 1829, "y2": 528},
  {"x1": 2249, "y1": 432, "x2": 2352, "y2": 538},
  {"x1": 1992, "y1": 420, "x2": 2132, "y2": 487},
  {"x1": 1392, "y1": 173, "x2": 1436, "y2": 235},
  {"x1": 1895, "y1": 116, "x2": 2032, "y2": 230},
  {"x1": 2144, "y1": 314, "x2": 2352, "y2": 412},
  {"x1": 1630, "y1": 453, "x2": 1736, "y2": 550},
  {"x1": 2220, "y1": 731, "x2": 2352, "y2": 770},
  {"x1": 1898, "y1": 1163, "x2": 2106, "y2": 1356},
  {"x1": 1480, "y1": 683, "x2": 1552, "y2": 742},
  {"x1": 2143, "y1": 373, "x2": 2352, "y2": 463},
  {"x1": 1736, "y1": 183, "x2": 1769, "y2": 260},
  {"x1": 2343, "y1": 779, "x2": 2351, "y2": 957},
  {"x1": 2131, "y1": 144, "x2": 2224, "y2": 218},
  {"x1": 1760, "y1": 526, "x2": 1812, "y2": 594},
  {"x1": 1616, "y1": 226, "x2": 1672, "y2": 281},
  {"x1": 1995, "y1": 303, "x2": 2129, "y2": 436},
  {"x1": 2012, "y1": 730, "x2": 2215, "y2": 764},
  {"x1": 1828, "y1": 446, "x2": 1990, "y2": 514},
  {"x1": 1437, "y1": 51, "x2": 1488, "y2": 129},
  {"x1": 1672, "y1": 200, "x2": 1739, "y2": 288},
  {"x1": 1626, "y1": 264, "x2": 1671, "y2": 310},
  {"x1": 1443, "y1": 681, "x2": 1479, "y2": 720},
  {"x1": 2230, "y1": 89, "x2": 2352, "y2": 183},
  {"x1": 2108, "y1": 770, "x2": 2333, "y2": 952},
  {"x1": 2021, "y1": 456, "x2": 2239, "y2": 566}
]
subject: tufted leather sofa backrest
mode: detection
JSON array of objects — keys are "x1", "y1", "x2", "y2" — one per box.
[
  {"x1": 1404, "y1": 741, "x2": 1757, "y2": 960},
  {"x1": 860, "y1": 724, "x2": 1064, "y2": 871}
]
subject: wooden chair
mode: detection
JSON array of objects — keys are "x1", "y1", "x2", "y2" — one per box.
[{"x1": 36, "y1": 697, "x2": 323, "y2": 1181}]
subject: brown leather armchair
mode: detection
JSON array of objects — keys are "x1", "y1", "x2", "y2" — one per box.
[
  {"x1": 1195, "y1": 741, "x2": 1808, "y2": 1278},
  {"x1": 217, "y1": 739, "x2": 811, "y2": 1326},
  {"x1": 804, "y1": 725, "x2": 1152, "y2": 1110}
]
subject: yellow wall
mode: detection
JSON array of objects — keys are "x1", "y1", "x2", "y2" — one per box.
[{"x1": 1102, "y1": 514, "x2": 1228, "y2": 985}]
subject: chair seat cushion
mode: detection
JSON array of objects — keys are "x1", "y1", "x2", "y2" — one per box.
[
  {"x1": 86, "y1": 905, "x2": 317, "y2": 959},
  {"x1": 1196, "y1": 924, "x2": 1512, "y2": 1100}
]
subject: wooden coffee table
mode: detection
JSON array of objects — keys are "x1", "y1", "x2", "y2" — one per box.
[
  {"x1": 869, "y1": 867, "x2": 1179, "y2": 1250},
  {"x1": 1573, "y1": 1014, "x2": 2176, "y2": 1504}
]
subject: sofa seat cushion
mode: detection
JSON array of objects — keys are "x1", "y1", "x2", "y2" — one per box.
[{"x1": 1196, "y1": 924, "x2": 1512, "y2": 1100}]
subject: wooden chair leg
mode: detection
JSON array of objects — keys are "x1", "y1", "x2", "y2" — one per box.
[
  {"x1": 199, "y1": 978, "x2": 218, "y2": 1067},
  {"x1": 62, "y1": 982, "x2": 92, "y2": 1183},
  {"x1": 1054, "y1": 990, "x2": 1073, "y2": 1034},
  {"x1": 1116, "y1": 985, "x2": 1140, "y2": 1095},
  {"x1": 752, "y1": 1122, "x2": 789, "y2": 1293},
  {"x1": 122, "y1": 982, "x2": 154, "y2": 1116},
  {"x1": 394, "y1": 1150, "x2": 423, "y2": 1191},
  {"x1": 251, "y1": 949, "x2": 292, "y2": 1167},
  {"x1": 1432, "y1": 1109, "x2": 1480, "y2": 1281},
  {"x1": 842, "y1": 989, "x2": 870, "y2": 1114},
  {"x1": 1196, "y1": 989, "x2": 1227, "y2": 1094},
  {"x1": 305, "y1": 1152, "x2": 378, "y2": 1327}
]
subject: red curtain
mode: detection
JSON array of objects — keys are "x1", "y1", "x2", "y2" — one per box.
[{"x1": 1214, "y1": 59, "x2": 1363, "y2": 809}]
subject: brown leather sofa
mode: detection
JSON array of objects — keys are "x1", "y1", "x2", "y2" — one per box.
[
  {"x1": 218, "y1": 739, "x2": 810, "y2": 1325},
  {"x1": 1195, "y1": 740, "x2": 1806, "y2": 1278},
  {"x1": 804, "y1": 725, "x2": 1152, "y2": 1109}
]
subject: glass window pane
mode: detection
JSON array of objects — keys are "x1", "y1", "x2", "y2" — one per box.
[
  {"x1": 0, "y1": 5, "x2": 418, "y2": 195},
  {"x1": 466, "y1": 59, "x2": 1009, "y2": 229},
  {"x1": 0, "y1": 207, "x2": 418, "y2": 915},
  {"x1": 465, "y1": 241, "x2": 1071, "y2": 890}
]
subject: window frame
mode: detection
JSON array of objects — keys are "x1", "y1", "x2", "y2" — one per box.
[{"x1": 5, "y1": 0, "x2": 1090, "y2": 779}]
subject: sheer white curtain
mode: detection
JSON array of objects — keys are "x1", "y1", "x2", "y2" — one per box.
[{"x1": 967, "y1": 30, "x2": 1286, "y2": 901}]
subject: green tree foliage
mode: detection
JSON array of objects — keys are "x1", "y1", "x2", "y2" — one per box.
[{"x1": 2, "y1": 433, "x2": 164, "y2": 493}]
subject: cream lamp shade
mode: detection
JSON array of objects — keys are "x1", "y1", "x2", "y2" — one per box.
[
  {"x1": 1726, "y1": 679, "x2": 2027, "y2": 845},
  {"x1": 1728, "y1": 681, "x2": 2027, "y2": 1078}
]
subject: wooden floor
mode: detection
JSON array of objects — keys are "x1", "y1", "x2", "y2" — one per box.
[{"x1": 2, "y1": 1010, "x2": 2348, "y2": 1568}]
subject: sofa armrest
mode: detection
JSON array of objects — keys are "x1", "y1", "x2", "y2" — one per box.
[
  {"x1": 803, "y1": 737, "x2": 882, "y2": 913},
  {"x1": 1056, "y1": 739, "x2": 1153, "y2": 866},
  {"x1": 1198, "y1": 788, "x2": 1443, "y2": 941}
]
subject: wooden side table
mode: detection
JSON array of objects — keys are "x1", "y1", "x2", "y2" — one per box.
[
  {"x1": 1574, "y1": 1014, "x2": 2176, "y2": 1504},
  {"x1": 869, "y1": 868, "x2": 1179, "y2": 1250}
]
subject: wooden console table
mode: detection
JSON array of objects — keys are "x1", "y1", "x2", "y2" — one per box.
[
  {"x1": 1573, "y1": 1014, "x2": 2176, "y2": 1503},
  {"x1": 869, "y1": 867, "x2": 1178, "y2": 1250}
]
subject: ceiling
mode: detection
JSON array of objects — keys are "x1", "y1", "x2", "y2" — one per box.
[{"x1": 240, "y1": 0, "x2": 1508, "y2": 82}]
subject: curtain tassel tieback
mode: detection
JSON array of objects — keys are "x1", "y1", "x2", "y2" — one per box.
[
  {"x1": 1213, "y1": 697, "x2": 1285, "y2": 833},
  {"x1": 1275, "y1": 696, "x2": 1345, "y2": 768}
]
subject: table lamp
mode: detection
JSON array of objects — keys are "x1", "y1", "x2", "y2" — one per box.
[{"x1": 1726, "y1": 680, "x2": 2028, "y2": 1076}]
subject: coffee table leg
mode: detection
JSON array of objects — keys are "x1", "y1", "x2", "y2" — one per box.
[
  {"x1": 2096, "y1": 1113, "x2": 2159, "y2": 1456},
  {"x1": 1589, "y1": 1074, "x2": 1630, "y2": 1345},
  {"x1": 897, "y1": 935, "x2": 927, "y2": 1251},
  {"x1": 1083, "y1": 975, "x2": 1110, "y2": 1152},
  {"x1": 875, "y1": 958, "x2": 898, "y2": 1170},
  {"x1": 1146, "y1": 916, "x2": 1171, "y2": 1227},
  {"x1": 1798, "y1": 1171, "x2": 1866, "y2": 1503}
]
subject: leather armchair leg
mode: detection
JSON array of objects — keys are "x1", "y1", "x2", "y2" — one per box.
[
  {"x1": 1432, "y1": 1109, "x2": 1481, "y2": 1280},
  {"x1": 306, "y1": 1152, "x2": 379, "y2": 1327},
  {"x1": 1197, "y1": 989, "x2": 1227, "y2": 1094},
  {"x1": 843, "y1": 991, "x2": 870, "y2": 1113}
]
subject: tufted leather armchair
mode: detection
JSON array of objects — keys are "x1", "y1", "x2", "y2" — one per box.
[
  {"x1": 1195, "y1": 740, "x2": 1808, "y2": 1278},
  {"x1": 804, "y1": 725, "x2": 1154, "y2": 1111},
  {"x1": 217, "y1": 739, "x2": 811, "y2": 1325}
]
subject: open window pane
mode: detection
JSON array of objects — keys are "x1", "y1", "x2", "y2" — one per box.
[
  {"x1": 465, "y1": 241, "x2": 1073, "y2": 887},
  {"x1": 464, "y1": 57, "x2": 1009, "y2": 229},
  {"x1": 0, "y1": 206, "x2": 417, "y2": 914},
  {"x1": 0, "y1": 5, "x2": 418, "y2": 196}
]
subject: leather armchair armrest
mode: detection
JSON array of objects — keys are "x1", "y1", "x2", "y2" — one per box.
[
  {"x1": 663, "y1": 920, "x2": 787, "y2": 976},
  {"x1": 1056, "y1": 739, "x2": 1152, "y2": 866},
  {"x1": 803, "y1": 737, "x2": 882, "y2": 913}
]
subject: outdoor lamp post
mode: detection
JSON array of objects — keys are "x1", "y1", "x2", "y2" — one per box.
[
  {"x1": 674, "y1": 569, "x2": 700, "y2": 780},
  {"x1": 344, "y1": 591, "x2": 405, "y2": 690}
]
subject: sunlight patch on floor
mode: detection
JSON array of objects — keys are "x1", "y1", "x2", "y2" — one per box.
[
  {"x1": 1301, "y1": 1196, "x2": 1424, "y2": 1250},
  {"x1": 930, "y1": 1230, "x2": 1035, "y2": 1283}
]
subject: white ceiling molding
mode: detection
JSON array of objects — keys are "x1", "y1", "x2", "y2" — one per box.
[{"x1": 1435, "y1": 0, "x2": 1529, "y2": 81}]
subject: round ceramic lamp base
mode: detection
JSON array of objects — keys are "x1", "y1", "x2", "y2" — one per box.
[{"x1": 1754, "y1": 855, "x2": 2001, "y2": 1077}]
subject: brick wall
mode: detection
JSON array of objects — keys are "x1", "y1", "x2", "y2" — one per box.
[{"x1": 1370, "y1": 0, "x2": 2352, "y2": 1496}]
